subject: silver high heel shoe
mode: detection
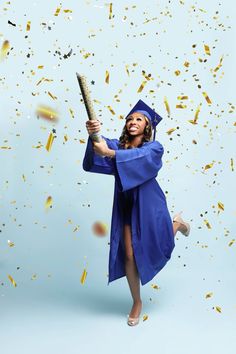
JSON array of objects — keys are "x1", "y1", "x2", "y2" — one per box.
[
  {"x1": 173, "y1": 210, "x2": 190, "y2": 237},
  {"x1": 127, "y1": 314, "x2": 140, "y2": 326}
]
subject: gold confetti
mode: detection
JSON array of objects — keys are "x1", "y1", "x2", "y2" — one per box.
[
  {"x1": 92, "y1": 221, "x2": 108, "y2": 237},
  {"x1": 215, "y1": 306, "x2": 222, "y2": 313},
  {"x1": 45, "y1": 132, "x2": 54, "y2": 152},
  {"x1": 143, "y1": 314, "x2": 148, "y2": 321},
  {"x1": 26, "y1": 21, "x2": 31, "y2": 31},
  {"x1": 22, "y1": 174, "x2": 26, "y2": 182},
  {"x1": 204, "y1": 44, "x2": 211, "y2": 55},
  {"x1": 31, "y1": 274, "x2": 37, "y2": 280},
  {"x1": 213, "y1": 56, "x2": 223, "y2": 72},
  {"x1": 36, "y1": 77, "x2": 53, "y2": 86},
  {"x1": 45, "y1": 196, "x2": 53, "y2": 209},
  {"x1": 204, "y1": 162, "x2": 214, "y2": 171},
  {"x1": 79, "y1": 139, "x2": 85, "y2": 144},
  {"x1": 64, "y1": 135, "x2": 68, "y2": 142},
  {"x1": 184, "y1": 61, "x2": 190, "y2": 67},
  {"x1": 137, "y1": 80, "x2": 147, "y2": 93},
  {"x1": 105, "y1": 70, "x2": 110, "y2": 84},
  {"x1": 217, "y1": 202, "x2": 224, "y2": 211},
  {"x1": 205, "y1": 292, "x2": 213, "y2": 299},
  {"x1": 202, "y1": 92, "x2": 212, "y2": 105},
  {"x1": 151, "y1": 284, "x2": 160, "y2": 290},
  {"x1": 229, "y1": 239, "x2": 235, "y2": 247},
  {"x1": 37, "y1": 65, "x2": 44, "y2": 69},
  {"x1": 175, "y1": 70, "x2": 181, "y2": 76},
  {"x1": 69, "y1": 108, "x2": 74, "y2": 118},
  {"x1": 107, "y1": 105, "x2": 116, "y2": 115},
  {"x1": 164, "y1": 96, "x2": 170, "y2": 115},
  {"x1": 8, "y1": 274, "x2": 17, "y2": 287},
  {"x1": 80, "y1": 269, "x2": 87, "y2": 284},
  {"x1": 230, "y1": 158, "x2": 234, "y2": 171},
  {"x1": 189, "y1": 104, "x2": 201, "y2": 125},
  {"x1": 36, "y1": 105, "x2": 58, "y2": 121},
  {"x1": 63, "y1": 9, "x2": 73, "y2": 13},
  {"x1": 7, "y1": 240, "x2": 15, "y2": 247},
  {"x1": 177, "y1": 95, "x2": 188, "y2": 100},
  {"x1": 109, "y1": 3, "x2": 113, "y2": 19},
  {"x1": 0, "y1": 40, "x2": 10, "y2": 61},
  {"x1": 166, "y1": 128, "x2": 176, "y2": 135},
  {"x1": 54, "y1": 6, "x2": 61, "y2": 16},
  {"x1": 176, "y1": 104, "x2": 187, "y2": 109},
  {"x1": 48, "y1": 91, "x2": 57, "y2": 100},
  {"x1": 204, "y1": 219, "x2": 211, "y2": 229},
  {"x1": 125, "y1": 65, "x2": 130, "y2": 76}
]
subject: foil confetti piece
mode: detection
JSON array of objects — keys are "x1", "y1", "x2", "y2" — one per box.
[
  {"x1": 205, "y1": 292, "x2": 213, "y2": 299},
  {"x1": 8, "y1": 274, "x2": 17, "y2": 287},
  {"x1": 202, "y1": 92, "x2": 212, "y2": 105},
  {"x1": 48, "y1": 91, "x2": 57, "y2": 100},
  {"x1": 213, "y1": 56, "x2": 223, "y2": 72},
  {"x1": 109, "y1": 3, "x2": 113, "y2": 19},
  {"x1": 107, "y1": 105, "x2": 115, "y2": 115},
  {"x1": 36, "y1": 105, "x2": 58, "y2": 121},
  {"x1": 204, "y1": 44, "x2": 211, "y2": 55},
  {"x1": 177, "y1": 95, "x2": 188, "y2": 100},
  {"x1": 230, "y1": 158, "x2": 234, "y2": 171},
  {"x1": 143, "y1": 314, "x2": 148, "y2": 321},
  {"x1": 175, "y1": 70, "x2": 181, "y2": 76},
  {"x1": 69, "y1": 108, "x2": 74, "y2": 118},
  {"x1": 26, "y1": 21, "x2": 31, "y2": 31},
  {"x1": 125, "y1": 65, "x2": 130, "y2": 76},
  {"x1": 45, "y1": 132, "x2": 55, "y2": 152},
  {"x1": 166, "y1": 127, "x2": 176, "y2": 135},
  {"x1": 31, "y1": 274, "x2": 37, "y2": 280},
  {"x1": 176, "y1": 104, "x2": 187, "y2": 109},
  {"x1": 0, "y1": 40, "x2": 10, "y2": 61},
  {"x1": 54, "y1": 6, "x2": 61, "y2": 16},
  {"x1": 137, "y1": 80, "x2": 147, "y2": 93},
  {"x1": 229, "y1": 239, "x2": 235, "y2": 247},
  {"x1": 7, "y1": 240, "x2": 15, "y2": 247},
  {"x1": 105, "y1": 70, "x2": 110, "y2": 84},
  {"x1": 204, "y1": 162, "x2": 214, "y2": 171},
  {"x1": 45, "y1": 196, "x2": 53, "y2": 209},
  {"x1": 217, "y1": 202, "x2": 224, "y2": 211},
  {"x1": 215, "y1": 306, "x2": 222, "y2": 313},
  {"x1": 151, "y1": 284, "x2": 160, "y2": 290},
  {"x1": 184, "y1": 61, "x2": 190, "y2": 67},
  {"x1": 204, "y1": 219, "x2": 211, "y2": 229},
  {"x1": 164, "y1": 96, "x2": 170, "y2": 115},
  {"x1": 80, "y1": 269, "x2": 87, "y2": 284}
]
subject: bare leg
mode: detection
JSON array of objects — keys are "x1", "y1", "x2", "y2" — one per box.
[{"x1": 123, "y1": 224, "x2": 142, "y2": 318}]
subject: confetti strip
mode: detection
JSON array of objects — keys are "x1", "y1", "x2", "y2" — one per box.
[
  {"x1": 137, "y1": 80, "x2": 147, "y2": 93},
  {"x1": 176, "y1": 104, "x2": 187, "y2": 109},
  {"x1": 8, "y1": 275, "x2": 17, "y2": 287},
  {"x1": 143, "y1": 314, "x2": 148, "y2": 321},
  {"x1": 213, "y1": 56, "x2": 223, "y2": 72},
  {"x1": 151, "y1": 284, "x2": 160, "y2": 290},
  {"x1": 177, "y1": 95, "x2": 188, "y2": 100},
  {"x1": 109, "y1": 3, "x2": 113, "y2": 19},
  {"x1": 230, "y1": 158, "x2": 234, "y2": 171},
  {"x1": 54, "y1": 6, "x2": 61, "y2": 16},
  {"x1": 202, "y1": 92, "x2": 212, "y2": 105},
  {"x1": 164, "y1": 96, "x2": 170, "y2": 115},
  {"x1": 45, "y1": 132, "x2": 55, "y2": 152},
  {"x1": 228, "y1": 239, "x2": 235, "y2": 247},
  {"x1": 69, "y1": 108, "x2": 74, "y2": 118},
  {"x1": 107, "y1": 105, "x2": 115, "y2": 115},
  {"x1": 205, "y1": 292, "x2": 213, "y2": 299},
  {"x1": 7, "y1": 240, "x2": 15, "y2": 247},
  {"x1": 204, "y1": 44, "x2": 211, "y2": 55},
  {"x1": 45, "y1": 196, "x2": 53, "y2": 209},
  {"x1": 175, "y1": 70, "x2": 181, "y2": 76},
  {"x1": 0, "y1": 40, "x2": 10, "y2": 61},
  {"x1": 80, "y1": 269, "x2": 87, "y2": 284},
  {"x1": 217, "y1": 202, "x2": 224, "y2": 211},
  {"x1": 26, "y1": 21, "x2": 31, "y2": 31},
  {"x1": 189, "y1": 104, "x2": 201, "y2": 125},
  {"x1": 166, "y1": 128, "x2": 176, "y2": 135},
  {"x1": 36, "y1": 105, "x2": 58, "y2": 121},
  {"x1": 204, "y1": 162, "x2": 214, "y2": 171},
  {"x1": 105, "y1": 70, "x2": 110, "y2": 84},
  {"x1": 125, "y1": 64, "x2": 130, "y2": 76},
  {"x1": 215, "y1": 306, "x2": 222, "y2": 313},
  {"x1": 204, "y1": 219, "x2": 211, "y2": 229},
  {"x1": 48, "y1": 91, "x2": 57, "y2": 100}
]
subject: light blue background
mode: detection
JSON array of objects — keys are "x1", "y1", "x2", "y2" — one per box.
[{"x1": 0, "y1": 1, "x2": 235, "y2": 353}]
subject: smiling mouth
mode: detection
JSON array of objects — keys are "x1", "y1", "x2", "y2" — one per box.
[{"x1": 129, "y1": 127, "x2": 138, "y2": 131}]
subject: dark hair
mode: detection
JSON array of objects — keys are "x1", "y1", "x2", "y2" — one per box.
[{"x1": 118, "y1": 115, "x2": 152, "y2": 149}]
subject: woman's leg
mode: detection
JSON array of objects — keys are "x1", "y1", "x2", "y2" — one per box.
[{"x1": 123, "y1": 223, "x2": 142, "y2": 318}]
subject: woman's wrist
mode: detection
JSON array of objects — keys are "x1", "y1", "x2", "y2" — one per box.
[{"x1": 106, "y1": 148, "x2": 116, "y2": 158}]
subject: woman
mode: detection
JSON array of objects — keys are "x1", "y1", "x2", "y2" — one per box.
[{"x1": 83, "y1": 99, "x2": 190, "y2": 326}]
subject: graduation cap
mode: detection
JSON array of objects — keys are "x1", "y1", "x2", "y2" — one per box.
[{"x1": 125, "y1": 99, "x2": 163, "y2": 141}]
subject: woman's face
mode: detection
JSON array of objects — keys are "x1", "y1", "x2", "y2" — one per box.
[{"x1": 125, "y1": 111, "x2": 148, "y2": 136}]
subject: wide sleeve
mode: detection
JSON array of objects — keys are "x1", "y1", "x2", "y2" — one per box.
[
  {"x1": 82, "y1": 135, "x2": 119, "y2": 175},
  {"x1": 114, "y1": 141, "x2": 164, "y2": 192}
]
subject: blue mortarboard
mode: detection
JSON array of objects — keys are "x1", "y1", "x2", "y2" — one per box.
[{"x1": 125, "y1": 99, "x2": 163, "y2": 141}]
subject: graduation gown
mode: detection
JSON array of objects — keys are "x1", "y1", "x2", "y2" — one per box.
[{"x1": 82, "y1": 135, "x2": 175, "y2": 286}]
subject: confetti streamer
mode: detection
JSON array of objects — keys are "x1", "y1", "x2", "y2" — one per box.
[
  {"x1": 137, "y1": 80, "x2": 147, "y2": 93},
  {"x1": 80, "y1": 269, "x2": 87, "y2": 284},
  {"x1": 45, "y1": 132, "x2": 55, "y2": 152},
  {"x1": 204, "y1": 44, "x2": 211, "y2": 55},
  {"x1": 164, "y1": 96, "x2": 170, "y2": 115},
  {"x1": 202, "y1": 92, "x2": 212, "y2": 105},
  {"x1": 0, "y1": 40, "x2": 10, "y2": 61},
  {"x1": 26, "y1": 21, "x2": 31, "y2": 31},
  {"x1": 107, "y1": 105, "x2": 115, "y2": 115},
  {"x1": 8, "y1": 274, "x2": 17, "y2": 287},
  {"x1": 105, "y1": 70, "x2": 110, "y2": 84},
  {"x1": 109, "y1": 3, "x2": 113, "y2": 19},
  {"x1": 36, "y1": 105, "x2": 58, "y2": 121},
  {"x1": 45, "y1": 196, "x2": 53, "y2": 209}
]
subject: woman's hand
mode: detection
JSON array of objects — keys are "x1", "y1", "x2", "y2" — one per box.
[
  {"x1": 85, "y1": 119, "x2": 102, "y2": 135},
  {"x1": 93, "y1": 139, "x2": 110, "y2": 157}
]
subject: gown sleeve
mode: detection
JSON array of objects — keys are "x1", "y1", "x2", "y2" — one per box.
[
  {"x1": 82, "y1": 135, "x2": 118, "y2": 175},
  {"x1": 114, "y1": 141, "x2": 164, "y2": 192}
]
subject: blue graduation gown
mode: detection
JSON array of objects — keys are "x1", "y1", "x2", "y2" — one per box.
[{"x1": 82, "y1": 135, "x2": 175, "y2": 286}]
